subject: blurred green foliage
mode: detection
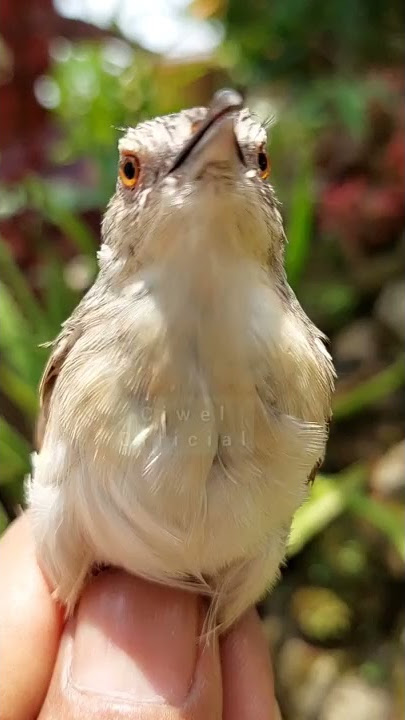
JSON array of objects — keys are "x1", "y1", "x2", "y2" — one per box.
[
  {"x1": 0, "y1": 2, "x2": 404, "y2": 672},
  {"x1": 221, "y1": 0, "x2": 404, "y2": 82}
]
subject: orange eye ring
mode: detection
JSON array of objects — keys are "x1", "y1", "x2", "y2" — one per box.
[
  {"x1": 257, "y1": 149, "x2": 270, "y2": 180},
  {"x1": 119, "y1": 154, "x2": 140, "y2": 188}
]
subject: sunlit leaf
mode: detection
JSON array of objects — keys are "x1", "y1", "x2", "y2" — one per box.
[{"x1": 288, "y1": 465, "x2": 367, "y2": 556}]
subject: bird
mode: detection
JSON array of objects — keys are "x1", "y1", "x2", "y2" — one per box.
[{"x1": 27, "y1": 89, "x2": 335, "y2": 632}]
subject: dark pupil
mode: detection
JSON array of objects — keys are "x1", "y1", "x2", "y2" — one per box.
[
  {"x1": 258, "y1": 152, "x2": 268, "y2": 172},
  {"x1": 124, "y1": 160, "x2": 135, "y2": 179}
]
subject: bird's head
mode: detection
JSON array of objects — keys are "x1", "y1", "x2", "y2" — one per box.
[{"x1": 101, "y1": 90, "x2": 285, "y2": 277}]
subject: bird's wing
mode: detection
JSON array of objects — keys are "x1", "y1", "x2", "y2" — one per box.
[
  {"x1": 307, "y1": 456, "x2": 324, "y2": 485},
  {"x1": 36, "y1": 326, "x2": 81, "y2": 450},
  {"x1": 35, "y1": 272, "x2": 110, "y2": 450}
]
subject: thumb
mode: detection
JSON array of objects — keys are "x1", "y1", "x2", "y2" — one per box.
[{"x1": 38, "y1": 571, "x2": 222, "y2": 719}]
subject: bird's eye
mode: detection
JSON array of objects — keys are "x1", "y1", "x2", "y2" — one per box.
[
  {"x1": 119, "y1": 154, "x2": 140, "y2": 188},
  {"x1": 257, "y1": 149, "x2": 270, "y2": 180}
]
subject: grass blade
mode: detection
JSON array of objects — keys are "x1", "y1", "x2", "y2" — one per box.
[
  {"x1": 0, "y1": 419, "x2": 31, "y2": 485},
  {"x1": 0, "y1": 240, "x2": 47, "y2": 333},
  {"x1": 288, "y1": 464, "x2": 367, "y2": 556},
  {"x1": 0, "y1": 365, "x2": 38, "y2": 419},
  {"x1": 333, "y1": 356, "x2": 405, "y2": 420}
]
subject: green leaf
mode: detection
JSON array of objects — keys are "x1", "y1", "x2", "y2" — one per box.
[
  {"x1": 333, "y1": 356, "x2": 405, "y2": 420},
  {"x1": 347, "y1": 494, "x2": 405, "y2": 560},
  {"x1": 0, "y1": 419, "x2": 31, "y2": 485},
  {"x1": 0, "y1": 283, "x2": 43, "y2": 383},
  {"x1": 24, "y1": 176, "x2": 98, "y2": 258},
  {"x1": 310, "y1": 281, "x2": 358, "y2": 319},
  {"x1": 0, "y1": 443, "x2": 29, "y2": 483},
  {"x1": 0, "y1": 365, "x2": 38, "y2": 419},
  {"x1": 0, "y1": 240, "x2": 47, "y2": 333},
  {"x1": 288, "y1": 464, "x2": 367, "y2": 556},
  {"x1": 0, "y1": 504, "x2": 9, "y2": 534},
  {"x1": 42, "y1": 257, "x2": 78, "y2": 330},
  {"x1": 45, "y1": 208, "x2": 97, "y2": 259},
  {"x1": 285, "y1": 163, "x2": 313, "y2": 287}
]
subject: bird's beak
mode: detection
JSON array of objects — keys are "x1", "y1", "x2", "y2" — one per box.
[{"x1": 168, "y1": 89, "x2": 244, "y2": 178}]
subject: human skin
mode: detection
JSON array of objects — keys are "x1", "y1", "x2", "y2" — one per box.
[{"x1": 0, "y1": 516, "x2": 280, "y2": 720}]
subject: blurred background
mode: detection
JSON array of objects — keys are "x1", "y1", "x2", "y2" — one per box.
[{"x1": 0, "y1": 1, "x2": 404, "y2": 717}]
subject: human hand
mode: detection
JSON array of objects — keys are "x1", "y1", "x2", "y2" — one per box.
[{"x1": 0, "y1": 516, "x2": 280, "y2": 719}]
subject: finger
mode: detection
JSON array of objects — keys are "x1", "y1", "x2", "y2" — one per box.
[
  {"x1": 221, "y1": 608, "x2": 277, "y2": 720},
  {"x1": 0, "y1": 515, "x2": 64, "y2": 720},
  {"x1": 39, "y1": 570, "x2": 223, "y2": 719}
]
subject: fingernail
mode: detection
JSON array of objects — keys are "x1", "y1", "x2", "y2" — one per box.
[{"x1": 70, "y1": 571, "x2": 199, "y2": 703}]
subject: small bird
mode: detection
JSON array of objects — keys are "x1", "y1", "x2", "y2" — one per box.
[{"x1": 27, "y1": 89, "x2": 335, "y2": 631}]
